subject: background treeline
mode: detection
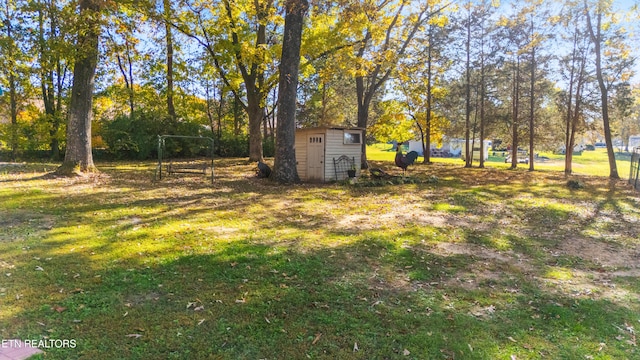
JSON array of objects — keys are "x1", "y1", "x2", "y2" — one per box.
[{"x1": 0, "y1": 0, "x2": 638, "y2": 169}]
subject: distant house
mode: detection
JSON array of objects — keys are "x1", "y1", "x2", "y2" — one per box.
[
  {"x1": 295, "y1": 127, "x2": 364, "y2": 182},
  {"x1": 462, "y1": 140, "x2": 492, "y2": 162},
  {"x1": 408, "y1": 138, "x2": 473, "y2": 158},
  {"x1": 629, "y1": 135, "x2": 640, "y2": 150}
]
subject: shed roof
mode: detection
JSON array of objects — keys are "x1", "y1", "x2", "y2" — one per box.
[{"x1": 296, "y1": 126, "x2": 365, "y2": 132}]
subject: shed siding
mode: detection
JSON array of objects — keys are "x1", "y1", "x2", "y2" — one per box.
[
  {"x1": 325, "y1": 129, "x2": 361, "y2": 181},
  {"x1": 295, "y1": 127, "x2": 363, "y2": 182},
  {"x1": 295, "y1": 132, "x2": 308, "y2": 181}
]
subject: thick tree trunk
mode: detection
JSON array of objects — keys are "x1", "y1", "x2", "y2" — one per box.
[
  {"x1": 247, "y1": 96, "x2": 264, "y2": 162},
  {"x1": 273, "y1": 0, "x2": 307, "y2": 183},
  {"x1": 58, "y1": 0, "x2": 101, "y2": 174}
]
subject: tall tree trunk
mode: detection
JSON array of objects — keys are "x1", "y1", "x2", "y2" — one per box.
[
  {"x1": 564, "y1": 67, "x2": 575, "y2": 175},
  {"x1": 567, "y1": 90, "x2": 581, "y2": 175},
  {"x1": 217, "y1": 0, "x2": 267, "y2": 162},
  {"x1": 58, "y1": 0, "x2": 101, "y2": 174},
  {"x1": 273, "y1": 0, "x2": 307, "y2": 183},
  {"x1": 217, "y1": 87, "x2": 224, "y2": 140},
  {"x1": 564, "y1": 30, "x2": 579, "y2": 176},
  {"x1": 53, "y1": 50, "x2": 65, "y2": 159},
  {"x1": 586, "y1": 7, "x2": 618, "y2": 179},
  {"x1": 529, "y1": 45, "x2": 535, "y2": 171},
  {"x1": 38, "y1": 1, "x2": 62, "y2": 159},
  {"x1": 464, "y1": 7, "x2": 472, "y2": 168},
  {"x1": 115, "y1": 49, "x2": 134, "y2": 118},
  {"x1": 204, "y1": 79, "x2": 215, "y2": 136},
  {"x1": 247, "y1": 95, "x2": 264, "y2": 161},
  {"x1": 233, "y1": 97, "x2": 241, "y2": 135},
  {"x1": 8, "y1": 74, "x2": 18, "y2": 162},
  {"x1": 479, "y1": 68, "x2": 486, "y2": 169},
  {"x1": 511, "y1": 56, "x2": 520, "y2": 169},
  {"x1": 263, "y1": 111, "x2": 268, "y2": 144},
  {"x1": 356, "y1": 81, "x2": 372, "y2": 168},
  {"x1": 4, "y1": 3, "x2": 18, "y2": 162},
  {"x1": 164, "y1": 0, "x2": 176, "y2": 119},
  {"x1": 478, "y1": 28, "x2": 486, "y2": 169},
  {"x1": 424, "y1": 29, "x2": 433, "y2": 164},
  {"x1": 126, "y1": 40, "x2": 134, "y2": 117}
]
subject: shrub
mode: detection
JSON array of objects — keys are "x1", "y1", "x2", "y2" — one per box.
[
  {"x1": 216, "y1": 132, "x2": 249, "y2": 157},
  {"x1": 102, "y1": 112, "x2": 210, "y2": 160},
  {"x1": 262, "y1": 136, "x2": 275, "y2": 157}
]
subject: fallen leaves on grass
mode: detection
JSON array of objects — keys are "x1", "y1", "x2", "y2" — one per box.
[
  {"x1": 187, "y1": 300, "x2": 204, "y2": 311},
  {"x1": 615, "y1": 323, "x2": 637, "y2": 346},
  {"x1": 470, "y1": 304, "x2": 496, "y2": 318}
]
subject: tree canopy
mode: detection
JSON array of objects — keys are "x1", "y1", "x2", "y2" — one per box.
[{"x1": 0, "y1": 0, "x2": 638, "y2": 178}]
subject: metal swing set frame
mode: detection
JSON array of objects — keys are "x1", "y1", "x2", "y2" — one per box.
[{"x1": 156, "y1": 135, "x2": 215, "y2": 184}]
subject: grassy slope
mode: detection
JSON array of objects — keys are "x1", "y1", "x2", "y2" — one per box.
[{"x1": 0, "y1": 156, "x2": 639, "y2": 359}]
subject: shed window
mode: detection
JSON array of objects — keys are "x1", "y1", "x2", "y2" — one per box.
[{"x1": 344, "y1": 132, "x2": 361, "y2": 144}]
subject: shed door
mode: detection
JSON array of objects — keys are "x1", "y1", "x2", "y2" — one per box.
[{"x1": 307, "y1": 134, "x2": 325, "y2": 182}]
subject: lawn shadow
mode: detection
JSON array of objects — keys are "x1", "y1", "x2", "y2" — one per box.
[{"x1": 1, "y1": 160, "x2": 640, "y2": 359}]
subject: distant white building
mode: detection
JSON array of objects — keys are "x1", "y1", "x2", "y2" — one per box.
[
  {"x1": 408, "y1": 137, "x2": 465, "y2": 157},
  {"x1": 462, "y1": 139, "x2": 491, "y2": 162},
  {"x1": 629, "y1": 135, "x2": 640, "y2": 150}
]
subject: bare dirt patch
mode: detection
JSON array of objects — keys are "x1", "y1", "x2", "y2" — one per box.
[
  {"x1": 557, "y1": 237, "x2": 640, "y2": 269},
  {"x1": 431, "y1": 242, "x2": 524, "y2": 265},
  {"x1": 428, "y1": 238, "x2": 640, "y2": 301}
]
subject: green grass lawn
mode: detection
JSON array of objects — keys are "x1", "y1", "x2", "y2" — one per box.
[
  {"x1": 1, "y1": 156, "x2": 639, "y2": 359},
  {"x1": 370, "y1": 143, "x2": 635, "y2": 178}
]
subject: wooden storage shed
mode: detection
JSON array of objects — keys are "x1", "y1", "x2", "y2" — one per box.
[{"x1": 295, "y1": 127, "x2": 364, "y2": 182}]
